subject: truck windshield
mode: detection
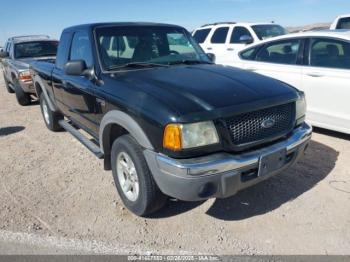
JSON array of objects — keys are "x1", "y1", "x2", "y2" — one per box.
[
  {"x1": 14, "y1": 41, "x2": 58, "y2": 59},
  {"x1": 252, "y1": 25, "x2": 286, "y2": 40},
  {"x1": 95, "y1": 26, "x2": 212, "y2": 71}
]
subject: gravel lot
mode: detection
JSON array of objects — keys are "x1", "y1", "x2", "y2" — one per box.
[{"x1": 0, "y1": 73, "x2": 349, "y2": 255}]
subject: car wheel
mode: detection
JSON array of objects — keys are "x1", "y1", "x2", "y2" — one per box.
[
  {"x1": 40, "y1": 92, "x2": 63, "y2": 131},
  {"x1": 3, "y1": 74, "x2": 14, "y2": 93},
  {"x1": 13, "y1": 79, "x2": 31, "y2": 106},
  {"x1": 111, "y1": 134, "x2": 167, "y2": 216}
]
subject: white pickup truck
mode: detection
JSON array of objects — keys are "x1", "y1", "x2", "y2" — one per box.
[{"x1": 330, "y1": 14, "x2": 350, "y2": 29}]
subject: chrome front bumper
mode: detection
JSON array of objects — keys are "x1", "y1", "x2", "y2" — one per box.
[
  {"x1": 19, "y1": 80, "x2": 34, "y2": 93},
  {"x1": 144, "y1": 122, "x2": 312, "y2": 201}
]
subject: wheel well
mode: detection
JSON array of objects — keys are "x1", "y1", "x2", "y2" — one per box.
[
  {"x1": 11, "y1": 73, "x2": 16, "y2": 82},
  {"x1": 102, "y1": 123, "x2": 129, "y2": 170},
  {"x1": 35, "y1": 82, "x2": 43, "y2": 97}
]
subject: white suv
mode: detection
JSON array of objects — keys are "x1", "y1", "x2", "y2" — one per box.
[
  {"x1": 192, "y1": 22, "x2": 286, "y2": 64},
  {"x1": 330, "y1": 14, "x2": 350, "y2": 29}
]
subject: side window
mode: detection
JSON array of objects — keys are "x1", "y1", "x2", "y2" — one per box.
[
  {"x1": 231, "y1": 27, "x2": 252, "y2": 44},
  {"x1": 193, "y1": 29, "x2": 211, "y2": 44},
  {"x1": 211, "y1": 27, "x2": 229, "y2": 44},
  {"x1": 167, "y1": 32, "x2": 195, "y2": 55},
  {"x1": 70, "y1": 31, "x2": 93, "y2": 68},
  {"x1": 56, "y1": 32, "x2": 72, "y2": 69},
  {"x1": 336, "y1": 17, "x2": 350, "y2": 29},
  {"x1": 256, "y1": 40, "x2": 301, "y2": 65},
  {"x1": 310, "y1": 38, "x2": 350, "y2": 69},
  {"x1": 240, "y1": 47, "x2": 259, "y2": 60}
]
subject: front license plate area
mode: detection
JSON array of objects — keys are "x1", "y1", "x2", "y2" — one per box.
[{"x1": 258, "y1": 149, "x2": 286, "y2": 177}]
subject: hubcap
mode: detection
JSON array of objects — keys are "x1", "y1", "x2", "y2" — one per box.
[
  {"x1": 42, "y1": 100, "x2": 50, "y2": 125},
  {"x1": 116, "y1": 152, "x2": 139, "y2": 202}
]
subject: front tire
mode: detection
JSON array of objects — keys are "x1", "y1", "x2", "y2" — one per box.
[
  {"x1": 13, "y1": 79, "x2": 31, "y2": 106},
  {"x1": 3, "y1": 74, "x2": 14, "y2": 93},
  {"x1": 111, "y1": 134, "x2": 167, "y2": 216},
  {"x1": 40, "y1": 92, "x2": 63, "y2": 131}
]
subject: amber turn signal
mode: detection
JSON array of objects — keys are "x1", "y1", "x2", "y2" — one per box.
[{"x1": 163, "y1": 124, "x2": 182, "y2": 151}]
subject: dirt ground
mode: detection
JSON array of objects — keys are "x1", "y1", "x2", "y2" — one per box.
[{"x1": 0, "y1": 74, "x2": 349, "y2": 255}]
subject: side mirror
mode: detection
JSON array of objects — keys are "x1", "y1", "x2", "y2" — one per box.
[
  {"x1": 0, "y1": 51, "x2": 9, "y2": 58},
  {"x1": 239, "y1": 35, "x2": 254, "y2": 45},
  {"x1": 64, "y1": 60, "x2": 87, "y2": 76},
  {"x1": 206, "y1": 53, "x2": 216, "y2": 63}
]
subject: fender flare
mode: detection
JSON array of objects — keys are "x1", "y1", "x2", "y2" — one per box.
[
  {"x1": 33, "y1": 75, "x2": 57, "y2": 112},
  {"x1": 99, "y1": 110, "x2": 154, "y2": 154}
]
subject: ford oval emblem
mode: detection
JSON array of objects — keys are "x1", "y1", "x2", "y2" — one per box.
[{"x1": 261, "y1": 118, "x2": 276, "y2": 129}]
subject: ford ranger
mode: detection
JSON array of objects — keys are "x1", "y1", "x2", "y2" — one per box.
[
  {"x1": 0, "y1": 35, "x2": 58, "y2": 105},
  {"x1": 30, "y1": 23, "x2": 312, "y2": 216}
]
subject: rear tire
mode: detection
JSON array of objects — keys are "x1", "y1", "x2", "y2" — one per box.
[
  {"x1": 3, "y1": 74, "x2": 14, "y2": 93},
  {"x1": 40, "y1": 92, "x2": 63, "y2": 131},
  {"x1": 111, "y1": 134, "x2": 167, "y2": 216},
  {"x1": 13, "y1": 79, "x2": 31, "y2": 106}
]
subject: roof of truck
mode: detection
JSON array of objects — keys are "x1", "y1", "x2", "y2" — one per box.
[
  {"x1": 63, "y1": 22, "x2": 184, "y2": 32},
  {"x1": 8, "y1": 35, "x2": 56, "y2": 44}
]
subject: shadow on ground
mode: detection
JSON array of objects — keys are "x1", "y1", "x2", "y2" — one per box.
[
  {"x1": 313, "y1": 127, "x2": 350, "y2": 141},
  {"x1": 151, "y1": 140, "x2": 338, "y2": 220},
  {"x1": 0, "y1": 126, "x2": 25, "y2": 136}
]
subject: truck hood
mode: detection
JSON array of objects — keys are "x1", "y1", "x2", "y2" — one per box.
[
  {"x1": 13, "y1": 56, "x2": 56, "y2": 71},
  {"x1": 108, "y1": 64, "x2": 298, "y2": 119}
]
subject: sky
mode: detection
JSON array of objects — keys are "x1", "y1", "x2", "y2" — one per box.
[{"x1": 0, "y1": 0, "x2": 349, "y2": 45}]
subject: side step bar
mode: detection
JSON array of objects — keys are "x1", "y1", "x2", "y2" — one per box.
[{"x1": 59, "y1": 120, "x2": 104, "y2": 159}]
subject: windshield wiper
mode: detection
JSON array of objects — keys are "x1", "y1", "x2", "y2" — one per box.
[
  {"x1": 168, "y1": 60, "x2": 213, "y2": 65},
  {"x1": 107, "y1": 62, "x2": 169, "y2": 71}
]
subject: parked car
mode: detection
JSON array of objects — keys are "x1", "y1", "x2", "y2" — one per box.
[
  {"x1": 192, "y1": 22, "x2": 287, "y2": 64},
  {"x1": 227, "y1": 30, "x2": 350, "y2": 134},
  {"x1": 330, "y1": 14, "x2": 350, "y2": 29},
  {"x1": 0, "y1": 35, "x2": 58, "y2": 105},
  {"x1": 30, "y1": 22, "x2": 311, "y2": 216}
]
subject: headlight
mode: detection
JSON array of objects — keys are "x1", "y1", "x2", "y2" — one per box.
[
  {"x1": 163, "y1": 121, "x2": 219, "y2": 151},
  {"x1": 296, "y1": 92, "x2": 306, "y2": 124},
  {"x1": 18, "y1": 71, "x2": 32, "y2": 81}
]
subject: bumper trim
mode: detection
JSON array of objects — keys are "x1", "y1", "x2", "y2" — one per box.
[
  {"x1": 149, "y1": 122, "x2": 312, "y2": 178},
  {"x1": 144, "y1": 122, "x2": 312, "y2": 201}
]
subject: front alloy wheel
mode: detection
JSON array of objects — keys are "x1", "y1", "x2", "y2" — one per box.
[
  {"x1": 116, "y1": 152, "x2": 140, "y2": 202},
  {"x1": 111, "y1": 134, "x2": 167, "y2": 216}
]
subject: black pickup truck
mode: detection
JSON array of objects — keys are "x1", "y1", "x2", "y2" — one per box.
[{"x1": 30, "y1": 22, "x2": 312, "y2": 216}]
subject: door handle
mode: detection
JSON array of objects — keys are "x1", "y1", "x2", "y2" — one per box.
[
  {"x1": 306, "y1": 72, "x2": 324, "y2": 77},
  {"x1": 207, "y1": 47, "x2": 213, "y2": 50},
  {"x1": 227, "y1": 48, "x2": 234, "y2": 51}
]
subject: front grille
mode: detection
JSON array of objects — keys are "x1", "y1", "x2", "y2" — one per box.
[{"x1": 224, "y1": 103, "x2": 295, "y2": 147}]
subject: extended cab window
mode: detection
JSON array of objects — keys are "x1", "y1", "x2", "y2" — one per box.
[
  {"x1": 210, "y1": 27, "x2": 229, "y2": 44},
  {"x1": 310, "y1": 38, "x2": 350, "y2": 69},
  {"x1": 56, "y1": 32, "x2": 72, "y2": 69},
  {"x1": 256, "y1": 40, "x2": 301, "y2": 65},
  {"x1": 231, "y1": 27, "x2": 252, "y2": 44},
  {"x1": 193, "y1": 29, "x2": 211, "y2": 43},
  {"x1": 95, "y1": 26, "x2": 210, "y2": 70},
  {"x1": 70, "y1": 31, "x2": 93, "y2": 68},
  {"x1": 336, "y1": 17, "x2": 350, "y2": 29}
]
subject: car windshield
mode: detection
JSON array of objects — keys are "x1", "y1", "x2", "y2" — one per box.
[
  {"x1": 95, "y1": 25, "x2": 212, "y2": 71},
  {"x1": 14, "y1": 41, "x2": 58, "y2": 59},
  {"x1": 252, "y1": 25, "x2": 287, "y2": 40}
]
